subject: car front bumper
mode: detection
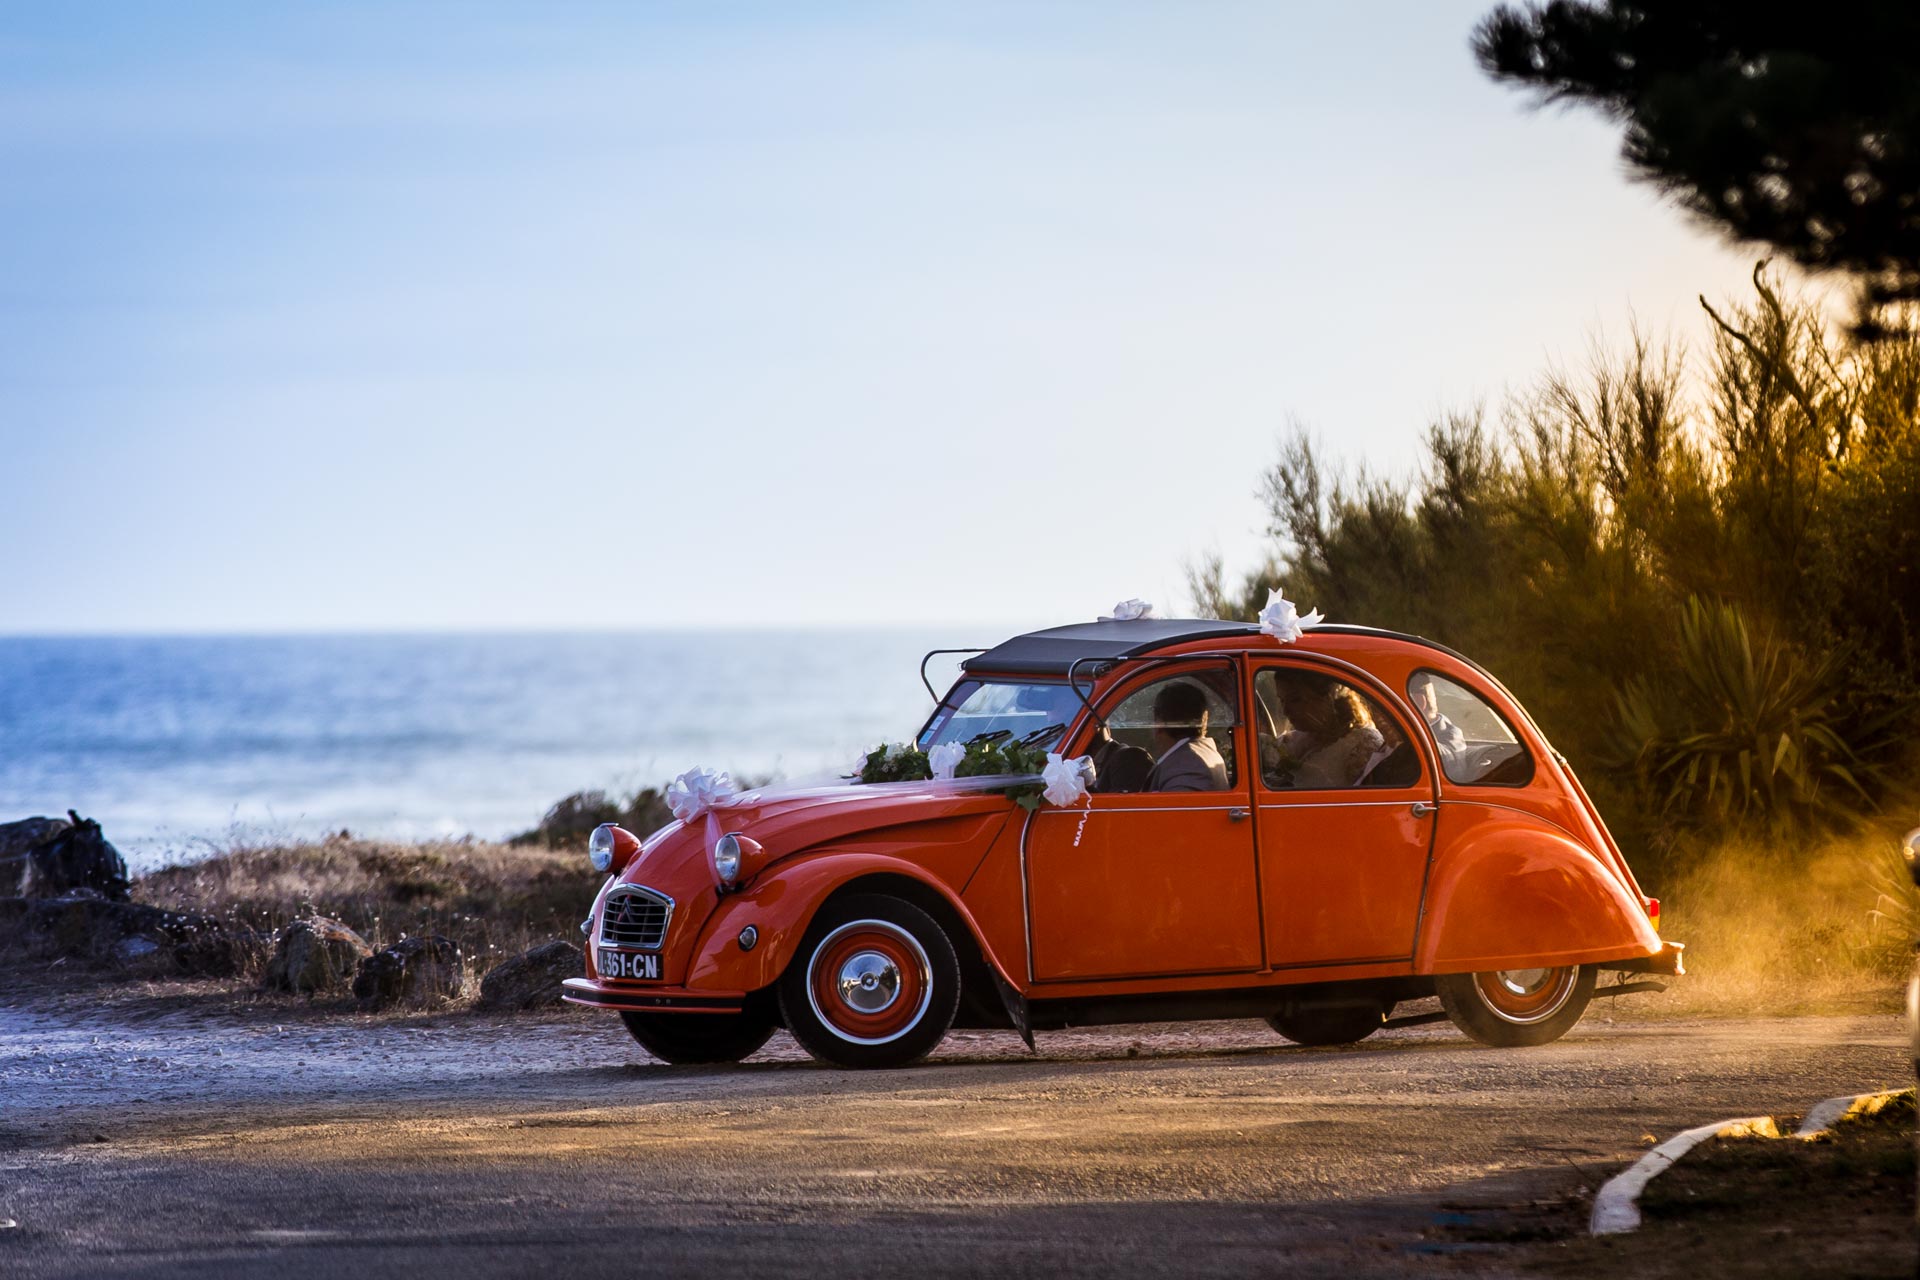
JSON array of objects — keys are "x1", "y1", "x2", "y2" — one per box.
[{"x1": 560, "y1": 977, "x2": 748, "y2": 1015}]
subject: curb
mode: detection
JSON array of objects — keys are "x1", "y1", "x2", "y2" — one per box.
[
  {"x1": 1793, "y1": 1088, "x2": 1909, "y2": 1138},
  {"x1": 1588, "y1": 1115, "x2": 1777, "y2": 1235},
  {"x1": 1589, "y1": 1088, "x2": 1914, "y2": 1236}
]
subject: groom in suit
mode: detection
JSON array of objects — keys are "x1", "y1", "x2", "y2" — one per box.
[{"x1": 1144, "y1": 681, "x2": 1228, "y2": 792}]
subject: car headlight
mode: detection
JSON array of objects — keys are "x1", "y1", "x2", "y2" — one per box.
[
  {"x1": 713, "y1": 833, "x2": 743, "y2": 886},
  {"x1": 589, "y1": 824, "x2": 616, "y2": 873},
  {"x1": 710, "y1": 832, "x2": 763, "y2": 891},
  {"x1": 590, "y1": 823, "x2": 640, "y2": 875}
]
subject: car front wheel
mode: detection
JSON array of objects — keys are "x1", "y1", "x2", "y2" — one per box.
[
  {"x1": 778, "y1": 893, "x2": 960, "y2": 1069},
  {"x1": 619, "y1": 1010, "x2": 776, "y2": 1064},
  {"x1": 1436, "y1": 964, "x2": 1595, "y2": 1047}
]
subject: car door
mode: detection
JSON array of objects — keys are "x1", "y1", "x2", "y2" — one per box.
[
  {"x1": 1024, "y1": 660, "x2": 1264, "y2": 982},
  {"x1": 1250, "y1": 659, "x2": 1438, "y2": 967}
]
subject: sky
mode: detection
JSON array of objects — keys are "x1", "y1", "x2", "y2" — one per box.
[{"x1": 0, "y1": 2, "x2": 1781, "y2": 634}]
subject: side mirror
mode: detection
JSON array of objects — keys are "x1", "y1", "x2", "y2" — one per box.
[{"x1": 1905, "y1": 827, "x2": 1920, "y2": 889}]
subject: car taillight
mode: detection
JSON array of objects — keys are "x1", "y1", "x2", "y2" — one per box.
[{"x1": 1644, "y1": 897, "x2": 1660, "y2": 927}]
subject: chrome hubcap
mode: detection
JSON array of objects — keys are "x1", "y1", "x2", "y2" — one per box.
[
  {"x1": 1495, "y1": 968, "x2": 1551, "y2": 996},
  {"x1": 836, "y1": 950, "x2": 901, "y2": 1014}
]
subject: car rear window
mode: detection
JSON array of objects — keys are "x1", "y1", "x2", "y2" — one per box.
[{"x1": 1406, "y1": 670, "x2": 1533, "y2": 786}]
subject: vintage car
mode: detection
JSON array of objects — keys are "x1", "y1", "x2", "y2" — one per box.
[{"x1": 562, "y1": 619, "x2": 1684, "y2": 1068}]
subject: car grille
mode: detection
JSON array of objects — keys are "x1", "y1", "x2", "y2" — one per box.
[{"x1": 599, "y1": 886, "x2": 672, "y2": 950}]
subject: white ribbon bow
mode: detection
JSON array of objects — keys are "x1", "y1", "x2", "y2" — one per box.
[
  {"x1": 1257, "y1": 587, "x2": 1324, "y2": 643},
  {"x1": 1100, "y1": 598, "x2": 1156, "y2": 622},
  {"x1": 666, "y1": 765, "x2": 737, "y2": 823},
  {"x1": 928, "y1": 742, "x2": 965, "y2": 781},
  {"x1": 1041, "y1": 752, "x2": 1095, "y2": 807}
]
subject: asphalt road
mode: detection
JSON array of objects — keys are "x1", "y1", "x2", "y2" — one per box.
[{"x1": 0, "y1": 1002, "x2": 1906, "y2": 1279}]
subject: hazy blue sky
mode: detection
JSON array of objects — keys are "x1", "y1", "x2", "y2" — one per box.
[{"x1": 2, "y1": 2, "x2": 1777, "y2": 633}]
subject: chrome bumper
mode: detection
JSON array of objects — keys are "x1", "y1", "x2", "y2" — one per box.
[
  {"x1": 1603, "y1": 941, "x2": 1686, "y2": 978},
  {"x1": 560, "y1": 977, "x2": 745, "y2": 1014}
]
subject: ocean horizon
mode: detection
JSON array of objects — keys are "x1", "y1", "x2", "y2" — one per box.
[{"x1": 0, "y1": 628, "x2": 1015, "y2": 872}]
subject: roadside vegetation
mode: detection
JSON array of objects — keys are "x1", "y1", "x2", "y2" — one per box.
[
  {"x1": 117, "y1": 833, "x2": 598, "y2": 1004},
  {"x1": 1190, "y1": 267, "x2": 1920, "y2": 1011}
]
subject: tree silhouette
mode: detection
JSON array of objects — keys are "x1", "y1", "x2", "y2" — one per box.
[{"x1": 1474, "y1": 2, "x2": 1920, "y2": 334}]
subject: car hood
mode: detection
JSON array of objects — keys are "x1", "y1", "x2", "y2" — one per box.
[{"x1": 613, "y1": 779, "x2": 1021, "y2": 899}]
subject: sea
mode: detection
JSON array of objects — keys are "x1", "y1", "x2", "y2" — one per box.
[{"x1": 0, "y1": 631, "x2": 988, "y2": 873}]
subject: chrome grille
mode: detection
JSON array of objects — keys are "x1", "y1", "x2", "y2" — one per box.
[{"x1": 599, "y1": 886, "x2": 672, "y2": 950}]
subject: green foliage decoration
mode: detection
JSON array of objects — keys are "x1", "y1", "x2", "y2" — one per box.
[{"x1": 856, "y1": 736, "x2": 1057, "y2": 810}]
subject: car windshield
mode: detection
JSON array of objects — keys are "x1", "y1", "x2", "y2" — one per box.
[{"x1": 918, "y1": 680, "x2": 1082, "y2": 752}]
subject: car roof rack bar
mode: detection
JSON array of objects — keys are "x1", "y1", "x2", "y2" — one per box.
[
  {"x1": 1065, "y1": 655, "x2": 1116, "y2": 731},
  {"x1": 919, "y1": 648, "x2": 989, "y2": 701}
]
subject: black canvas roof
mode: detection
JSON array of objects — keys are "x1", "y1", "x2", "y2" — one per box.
[{"x1": 961, "y1": 619, "x2": 1262, "y2": 677}]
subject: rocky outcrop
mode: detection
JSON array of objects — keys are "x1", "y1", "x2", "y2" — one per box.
[
  {"x1": 0, "y1": 813, "x2": 130, "y2": 901},
  {"x1": 0, "y1": 894, "x2": 244, "y2": 975},
  {"x1": 263, "y1": 917, "x2": 373, "y2": 994},
  {"x1": 475, "y1": 940, "x2": 583, "y2": 1011},
  {"x1": 352, "y1": 935, "x2": 463, "y2": 1009}
]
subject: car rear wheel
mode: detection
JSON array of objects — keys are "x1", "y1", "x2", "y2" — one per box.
[
  {"x1": 1436, "y1": 964, "x2": 1595, "y2": 1047},
  {"x1": 619, "y1": 1011, "x2": 776, "y2": 1064},
  {"x1": 778, "y1": 893, "x2": 960, "y2": 1069},
  {"x1": 1266, "y1": 1001, "x2": 1386, "y2": 1047}
]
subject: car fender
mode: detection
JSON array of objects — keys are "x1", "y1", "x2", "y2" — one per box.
[
  {"x1": 681, "y1": 850, "x2": 1019, "y2": 994},
  {"x1": 1417, "y1": 801, "x2": 1661, "y2": 974}
]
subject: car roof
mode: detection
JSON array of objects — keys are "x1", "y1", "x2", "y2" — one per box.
[
  {"x1": 959, "y1": 619, "x2": 1261, "y2": 677},
  {"x1": 959, "y1": 618, "x2": 1476, "y2": 678}
]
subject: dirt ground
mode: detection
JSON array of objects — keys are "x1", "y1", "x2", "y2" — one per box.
[
  {"x1": 0, "y1": 987, "x2": 1909, "y2": 1279},
  {"x1": 1419, "y1": 1097, "x2": 1917, "y2": 1277}
]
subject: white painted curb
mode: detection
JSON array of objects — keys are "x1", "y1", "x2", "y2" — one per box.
[
  {"x1": 1590, "y1": 1087, "x2": 1914, "y2": 1236},
  {"x1": 1589, "y1": 1115, "x2": 1777, "y2": 1235},
  {"x1": 1794, "y1": 1088, "x2": 1908, "y2": 1138}
]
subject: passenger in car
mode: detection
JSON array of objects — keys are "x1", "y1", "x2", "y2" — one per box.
[
  {"x1": 1270, "y1": 675, "x2": 1384, "y2": 789},
  {"x1": 1086, "y1": 725, "x2": 1154, "y2": 794},
  {"x1": 1410, "y1": 673, "x2": 1467, "y2": 767},
  {"x1": 1144, "y1": 682, "x2": 1228, "y2": 792}
]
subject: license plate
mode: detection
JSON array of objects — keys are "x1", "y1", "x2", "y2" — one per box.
[{"x1": 598, "y1": 949, "x2": 661, "y2": 980}]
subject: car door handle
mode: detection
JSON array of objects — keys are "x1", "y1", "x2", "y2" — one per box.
[
  {"x1": 1411, "y1": 802, "x2": 1437, "y2": 818},
  {"x1": 1228, "y1": 807, "x2": 1250, "y2": 823}
]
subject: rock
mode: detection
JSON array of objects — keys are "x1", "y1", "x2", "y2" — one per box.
[
  {"x1": 352, "y1": 935, "x2": 463, "y2": 1009},
  {"x1": 263, "y1": 917, "x2": 373, "y2": 994},
  {"x1": 0, "y1": 817, "x2": 71, "y2": 895},
  {"x1": 475, "y1": 940, "x2": 584, "y2": 1011},
  {"x1": 0, "y1": 812, "x2": 129, "y2": 901},
  {"x1": 115, "y1": 936, "x2": 161, "y2": 962},
  {"x1": 0, "y1": 894, "x2": 245, "y2": 975}
]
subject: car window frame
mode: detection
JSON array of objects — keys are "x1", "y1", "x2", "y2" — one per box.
[
  {"x1": 1069, "y1": 656, "x2": 1248, "y2": 795},
  {"x1": 1405, "y1": 666, "x2": 1536, "y2": 789},
  {"x1": 1248, "y1": 657, "x2": 1430, "y2": 796}
]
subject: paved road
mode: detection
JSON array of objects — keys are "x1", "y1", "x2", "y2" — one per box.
[{"x1": 0, "y1": 1002, "x2": 1906, "y2": 1279}]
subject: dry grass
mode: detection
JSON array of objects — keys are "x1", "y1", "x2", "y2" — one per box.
[
  {"x1": 1647, "y1": 824, "x2": 1917, "y2": 1018},
  {"x1": 129, "y1": 832, "x2": 602, "y2": 999}
]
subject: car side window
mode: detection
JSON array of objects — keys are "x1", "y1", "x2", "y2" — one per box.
[
  {"x1": 1098, "y1": 668, "x2": 1239, "y2": 792},
  {"x1": 1252, "y1": 668, "x2": 1413, "y2": 790},
  {"x1": 1406, "y1": 670, "x2": 1534, "y2": 786}
]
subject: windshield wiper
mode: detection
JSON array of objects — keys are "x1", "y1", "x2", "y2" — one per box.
[{"x1": 1019, "y1": 723, "x2": 1066, "y2": 749}]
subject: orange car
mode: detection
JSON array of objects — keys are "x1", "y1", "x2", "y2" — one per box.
[{"x1": 563, "y1": 619, "x2": 1683, "y2": 1068}]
